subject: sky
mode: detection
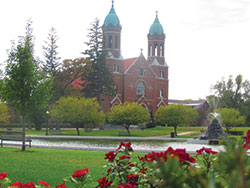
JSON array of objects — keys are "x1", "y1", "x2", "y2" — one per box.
[{"x1": 0, "y1": 0, "x2": 250, "y2": 100}]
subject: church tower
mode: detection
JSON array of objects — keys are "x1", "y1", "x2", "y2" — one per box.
[
  {"x1": 103, "y1": 0, "x2": 122, "y2": 59},
  {"x1": 147, "y1": 12, "x2": 166, "y2": 65}
]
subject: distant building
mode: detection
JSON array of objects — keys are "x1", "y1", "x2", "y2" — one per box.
[
  {"x1": 100, "y1": 1, "x2": 169, "y2": 113},
  {"x1": 168, "y1": 99, "x2": 210, "y2": 126}
]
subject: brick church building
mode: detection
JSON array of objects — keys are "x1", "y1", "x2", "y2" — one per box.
[{"x1": 100, "y1": 1, "x2": 169, "y2": 113}]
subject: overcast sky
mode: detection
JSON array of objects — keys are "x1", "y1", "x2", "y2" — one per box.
[{"x1": 1, "y1": 0, "x2": 250, "y2": 100}]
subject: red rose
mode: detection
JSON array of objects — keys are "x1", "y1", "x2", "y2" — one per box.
[
  {"x1": 196, "y1": 147, "x2": 218, "y2": 156},
  {"x1": 9, "y1": 182, "x2": 25, "y2": 187},
  {"x1": 119, "y1": 155, "x2": 131, "y2": 160},
  {"x1": 23, "y1": 182, "x2": 36, "y2": 188},
  {"x1": 116, "y1": 142, "x2": 133, "y2": 151},
  {"x1": 97, "y1": 177, "x2": 113, "y2": 188},
  {"x1": 9, "y1": 182, "x2": 36, "y2": 188},
  {"x1": 105, "y1": 151, "x2": 117, "y2": 162},
  {"x1": 72, "y1": 168, "x2": 89, "y2": 179},
  {"x1": 243, "y1": 130, "x2": 250, "y2": 149},
  {"x1": 55, "y1": 180, "x2": 67, "y2": 188},
  {"x1": 175, "y1": 148, "x2": 196, "y2": 163},
  {"x1": 39, "y1": 180, "x2": 50, "y2": 187},
  {"x1": 0, "y1": 172, "x2": 7, "y2": 180},
  {"x1": 116, "y1": 183, "x2": 135, "y2": 188}
]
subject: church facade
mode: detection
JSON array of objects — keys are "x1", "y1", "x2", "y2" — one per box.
[{"x1": 100, "y1": 1, "x2": 169, "y2": 114}]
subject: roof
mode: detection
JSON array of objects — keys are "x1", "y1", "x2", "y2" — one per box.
[
  {"x1": 72, "y1": 77, "x2": 84, "y2": 89},
  {"x1": 168, "y1": 99, "x2": 209, "y2": 110},
  {"x1": 103, "y1": 3, "x2": 121, "y2": 28},
  {"x1": 149, "y1": 13, "x2": 164, "y2": 36},
  {"x1": 124, "y1": 57, "x2": 137, "y2": 71}
]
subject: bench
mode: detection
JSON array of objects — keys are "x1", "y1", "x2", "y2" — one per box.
[
  {"x1": 0, "y1": 135, "x2": 32, "y2": 148},
  {"x1": 118, "y1": 132, "x2": 130, "y2": 136},
  {"x1": 49, "y1": 129, "x2": 62, "y2": 135}
]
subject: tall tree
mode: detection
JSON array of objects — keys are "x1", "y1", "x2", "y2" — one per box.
[
  {"x1": 0, "y1": 20, "x2": 52, "y2": 151},
  {"x1": 42, "y1": 27, "x2": 61, "y2": 77},
  {"x1": 212, "y1": 75, "x2": 250, "y2": 125},
  {"x1": 81, "y1": 18, "x2": 115, "y2": 106}
]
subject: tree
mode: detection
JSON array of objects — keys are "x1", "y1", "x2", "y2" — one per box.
[
  {"x1": 51, "y1": 58, "x2": 89, "y2": 103},
  {"x1": 42, "y1": 27, "x2": 61, "y2": 77},
  {"x1": 0, "y1": 20, "x2": 52, "y2": 151},
  {"x1": 0, "y1": 103, "x2": 9, "y2": 125},
  {"x1": 108, "y1": 102, "x2": 150, "y2": 136},
  {"x1": 81, "y1": 18, "x2": 115, "y2": 106},
  {"x1": 216, "y1": 108, "x2": 246, "y2": 132},
  {"x1": 212, "y1": 75, "x2": 250, "y2": 125},
  {"x1": 50, "y1": 96, "x2": 105, "y2": 135},
  {"x1": 155, "y1": 104, "x2": 198, "y2": 136}
]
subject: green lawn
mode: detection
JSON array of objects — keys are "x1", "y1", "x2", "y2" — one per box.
[
  {"x1": 0, "y1": 147, "x2": 109, "y2": 187},
  {"x1": 1, "y1": 126, "x2": 249, "y2": 138}
]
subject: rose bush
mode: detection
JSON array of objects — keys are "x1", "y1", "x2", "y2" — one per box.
[{"x1": 1, "y1": 132, "x2": 250, "y2": 188}]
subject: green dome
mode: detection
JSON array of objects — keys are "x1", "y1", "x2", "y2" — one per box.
[
  {"x1": 149, "y1": 14, "x2": 164, "y2": 35},
  {"x1": 104, "y1": 4, "x2": 121, "y2": 28}
]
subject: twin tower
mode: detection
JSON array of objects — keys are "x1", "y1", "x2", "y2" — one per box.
[{"x1": 101, "y1": 1, "x2": 169, "y2": 113}]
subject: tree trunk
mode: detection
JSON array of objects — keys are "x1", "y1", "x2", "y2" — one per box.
[
  {"x1": 22, "y1": 115, "x2": 26, "y2": 151},
  {"x1": 76, "y1": 127, "x2": 80, "y2": 136},
  {"x1": 125, "y1": 125, "x2": 130, "y2": 136},
  {"x1": 174, "y1": 125, "x2": 177, "y2": 136}
]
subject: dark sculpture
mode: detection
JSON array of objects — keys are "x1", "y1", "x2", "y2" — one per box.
[{"x1": 200, "y1": 119, "x2": 226, "y2": 140}]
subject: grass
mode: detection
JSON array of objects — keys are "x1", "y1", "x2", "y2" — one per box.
[
  {"x1": 1, "y1": 126, "x2": 249, "y2": 138},
  {"x1": 0, "y1": 147, "x2": 109, "y2": 187}
]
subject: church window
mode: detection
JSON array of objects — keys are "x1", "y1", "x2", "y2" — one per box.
[
  {"x1": 114, "y1": 84, "x2": 118, "y2": 94},
  {"x1": 160, "y1": 89, "x2": 163, "y2": 97},
  {"x1": 160, "y1": 44, "x2": 163, "y2": 57},
  {"x1": 154, "y1": 44, "x2": 157, "y2": 56},
  {"x1": 149, "y1": 44, "x2": 152, "y2": 56},
  {"x1": 108, "y1": 35, "x2": 112, "y2": 48},
  {"x1": 136, "y1": 81, "x2": 145, "y2": 95},
  {"x1": 138, "y1": 68, "x2": 144, "y2": 77},
  {"x1": 159, "y1": 71, "x2": 164, "y2": 78},
  {"x1": 113, "y1": 64, "x2": 119, "y2": 72},
  {"x1": 115, "y1": 36, "x2": 118, "y2": 49}
]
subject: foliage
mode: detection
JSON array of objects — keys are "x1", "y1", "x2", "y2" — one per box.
[
  {"x1": 28, "y1": 109, "x2": 46, "y2": 130},
  {"x1": 108, "y1": 102, "x2": 150, "y2": 135},
  {"x1": 51, "y1": 58, "x2": 88, "y2": 103},
  {"x1": 216, "y1": 108, "x2": 246, "y2": 132},
  {"x1": 155, "y1": 104, "x2": 198, "y2": 136},
  {"x1": 0, "y1": 103, "x2": 9, "y2": 125},
  {"x1": 50, "y1": 96, "x2": 105, "y2": 135},
  {"x1": 212, "y1": 75, "x2": 250, "y2": 125},
  {"x1": 42, "y1": 27, "x2": 61, "y2": 77},
  {"x1": 81, "y1": 18, "x2": 115, "y2": 106},
  {"x1": 0, "y1": 20, "x2": 52, "y2": 150}
]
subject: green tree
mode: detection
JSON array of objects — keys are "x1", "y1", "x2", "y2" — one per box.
[
  {"x1": 108, "y1": 102, "x2": 150, "y2": 136},
  {"x1": 42, "y1": 27, "x2": 61, "y2": 77},
  {"x1": 212, "y1": 75, "x2": 250, "y2": 125},
  {"x1": 155, "y1": 104, "x2": 198, "y2": 136},
  {"x1": 0, "y1": 20, "x2": 52, "y2": 151},
  {"x1": 216, "y1": 108, "x2": 246, "y2": 132},
  {"x1": 50, "y1": 96, "x2": 105, "y2": 135},
  {"x1": 0, "y1": 103, "x2": 9, "y2": 125},
  {"x1": 51, "y1": 58, "x2": 88, "y2": 103},
  {"x1": 81, "y1": 18, "x2": 115, "y2": 106}
]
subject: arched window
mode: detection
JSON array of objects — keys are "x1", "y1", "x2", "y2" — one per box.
[
  {"x1": 113, "y1": 64, "x2": 119, "y2": 72},
  {"x1": 154, "y1": 44, "x2": 157, "y2": 56},
  {"x1": 160, "y1": 44, "x2": 163, "y2": 57},
  {"x1": 160, "y1": 89, "x2": 163, "y2": 97},
  {"x1": 149, "y1": 44, "x2": 152, "y2": 56},
  {"x1": 108, "y1": 35, "x2": 112, "y2": 48},
  {"x1": 136, "y1": 81, "x2": 145, "y2": 95}
]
